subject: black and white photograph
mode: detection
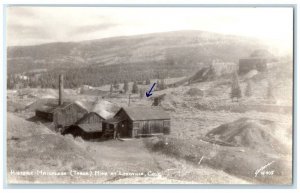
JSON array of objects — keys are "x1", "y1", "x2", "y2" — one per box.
[{"x1": 5, "y1": 5, "x2": 294, "y2": 185}]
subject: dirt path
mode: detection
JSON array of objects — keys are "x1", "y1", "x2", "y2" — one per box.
[{"x1": 84, "y1": 139, "x2": 251, "y2": 184}]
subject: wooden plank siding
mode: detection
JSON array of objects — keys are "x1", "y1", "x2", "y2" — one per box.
[
  {"x1": 133, "y1": 120, "x2": 170, "y2": 137},
  {"x1": 104, "y1": 107, "x2": 171, "y2": 138},
  {"x1": 35, "y1": 110, "x2": 53, "y2": 121},
  {"x1": 53, "y1": 103, "x2": 87, "y2": 128},
  {"x1": 115, "y1": 110, "x2": 133, "y2": 137}
]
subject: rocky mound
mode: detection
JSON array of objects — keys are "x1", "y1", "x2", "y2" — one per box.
[{"x1": 205, "y1": 118, "x2": 288, "y2": 154}]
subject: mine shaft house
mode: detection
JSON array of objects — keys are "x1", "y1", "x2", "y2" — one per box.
[
  {"x1": 35, "y1": 101, "x2": 88, "y2": 130},
  {"x1": 62, "y1": 112, "x2": 105, "y2": 140},
  {"x1": 102, "y1": 107, "x2": 171, "y2": 138},
  {"x1": 35, "y1": 74, "x2": 88, "y2": 130}
]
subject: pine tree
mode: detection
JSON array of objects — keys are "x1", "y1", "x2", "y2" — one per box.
[
  {"x1": 132, "y1": 81, "x2": 138, "y2": 94},
  {"x1": 123, "y1": 81, "x2": 129, "y2": 93},
  {"x1": 230, "y1": 72, "x2": 242, "y2": 102},
  {"x1": 245, "y1": 80, "x2": 252, "y2": 97}
]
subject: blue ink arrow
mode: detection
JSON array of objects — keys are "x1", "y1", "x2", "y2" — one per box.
[{"x1": 146, "y1": 83, "x2": 156, "y2": 97}]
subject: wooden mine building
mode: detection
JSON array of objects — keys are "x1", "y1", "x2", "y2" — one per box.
[
  {"x1": 102, "y1": 107, "x2": 171, "y2": 138},
  {"x1": 35, "y1": 102, "x2": 88, "y2": 129},
  {"x1": 35, "y1": 74, "x2": 88, "y2": 130}
]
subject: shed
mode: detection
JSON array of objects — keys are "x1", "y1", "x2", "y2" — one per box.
[
  {"x1": 35, "y1": 102, "x2": 88, "y2": 130},
  {"x1": 63, "y1": 123, "x2": 102, "y2": 140},
  {"x1": 102, "y1": 107, "x2": 171, "y2": 138}
]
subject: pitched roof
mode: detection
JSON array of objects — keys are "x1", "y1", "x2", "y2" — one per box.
[
  {"x1": 36, "y1": 105, "x2": 58, "y2": 113},
  {"x1": 118, "y1": 107, "x2": 170, "y2": 121},
  {"x1": 35, "y1": 102, "x2": 87, "y2": 113},
  {"x1": 77, "y1": 123, "x2": 102, "y2": 132},
  {"x1": 76, "y1": 112, "x2": 105, "y2": 124}
]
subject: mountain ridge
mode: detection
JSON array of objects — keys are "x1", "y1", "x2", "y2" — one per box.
[{"x1": 7, "y1": 30, "x2": 268, "y2": 74}]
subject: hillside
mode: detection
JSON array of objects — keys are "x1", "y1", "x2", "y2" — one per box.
[
  {"x1": 6, "y1": 58, "x2": 292, "y2": 184},
  {"x1": 7, "y1": 113, "x2": 97, "y2": 183},
  {"x1": 7, "y1": 113, "x2": 251, "y2": 184},
  {"x1": 8, "y1": 30, "x2": 267, "y2": 74}
]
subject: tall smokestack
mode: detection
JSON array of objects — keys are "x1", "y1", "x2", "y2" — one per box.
[{"x1": 59, "y1": 74, "x2": 63, "y2": 106}]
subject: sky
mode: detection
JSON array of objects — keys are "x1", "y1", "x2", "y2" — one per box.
[{"x1": 7, "y1": 6, "x2": 293, "y2": 53}]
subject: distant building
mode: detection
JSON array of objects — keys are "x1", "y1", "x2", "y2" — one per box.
[
  {"x1": 102, "y1": 107, "x2": 171, "y2": 138},
  {"x1": 238, "y1": 49, "x2": 277, "y2": 74}
]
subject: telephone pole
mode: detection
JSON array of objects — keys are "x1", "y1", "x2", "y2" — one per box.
[{"x1": 128, "y1": 94, "x2": 131, "y2": 106}]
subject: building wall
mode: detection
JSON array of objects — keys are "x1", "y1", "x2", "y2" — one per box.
[
  {"x1": 115, "y1": 110, "x2": 133, "y2": 137},
  {"x1": 63, "y1": 125, "x2": 102, "y2": 140},
  {"x1": 118, "y1": 120, "x2": 133, "y2": 137},
  {"x1": 102, "y1": 122, "x2": 118, "y2": 139},
  {"x1": 110, "y1": 109, "x2": 171, "y2": 138},
  {"x1": 35, "y1": 110, "x2": 53, "y2": 121},
  {"x1": 62, "y1": 125, "x2": 83, "y2": 137},
  {"x1": 132, "y1": 119, "x2": 170, "y2": 137}
]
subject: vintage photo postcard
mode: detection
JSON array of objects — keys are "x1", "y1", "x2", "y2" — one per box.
[{"x1": 5, "y1": 5, "x2": 294, "y2": 185}]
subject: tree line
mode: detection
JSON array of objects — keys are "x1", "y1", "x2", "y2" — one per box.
[{"x1": 7, "y1": 62, "x2": 193, "y2": 89}]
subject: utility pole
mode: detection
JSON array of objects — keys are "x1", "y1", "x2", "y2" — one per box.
[{"x1": 128, "y1": 94, "x2": 131, "y2": 106}]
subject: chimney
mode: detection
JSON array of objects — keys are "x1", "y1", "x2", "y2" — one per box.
[{"x1": 59, "y1": 74, "x2": 63, "y2": 106}]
